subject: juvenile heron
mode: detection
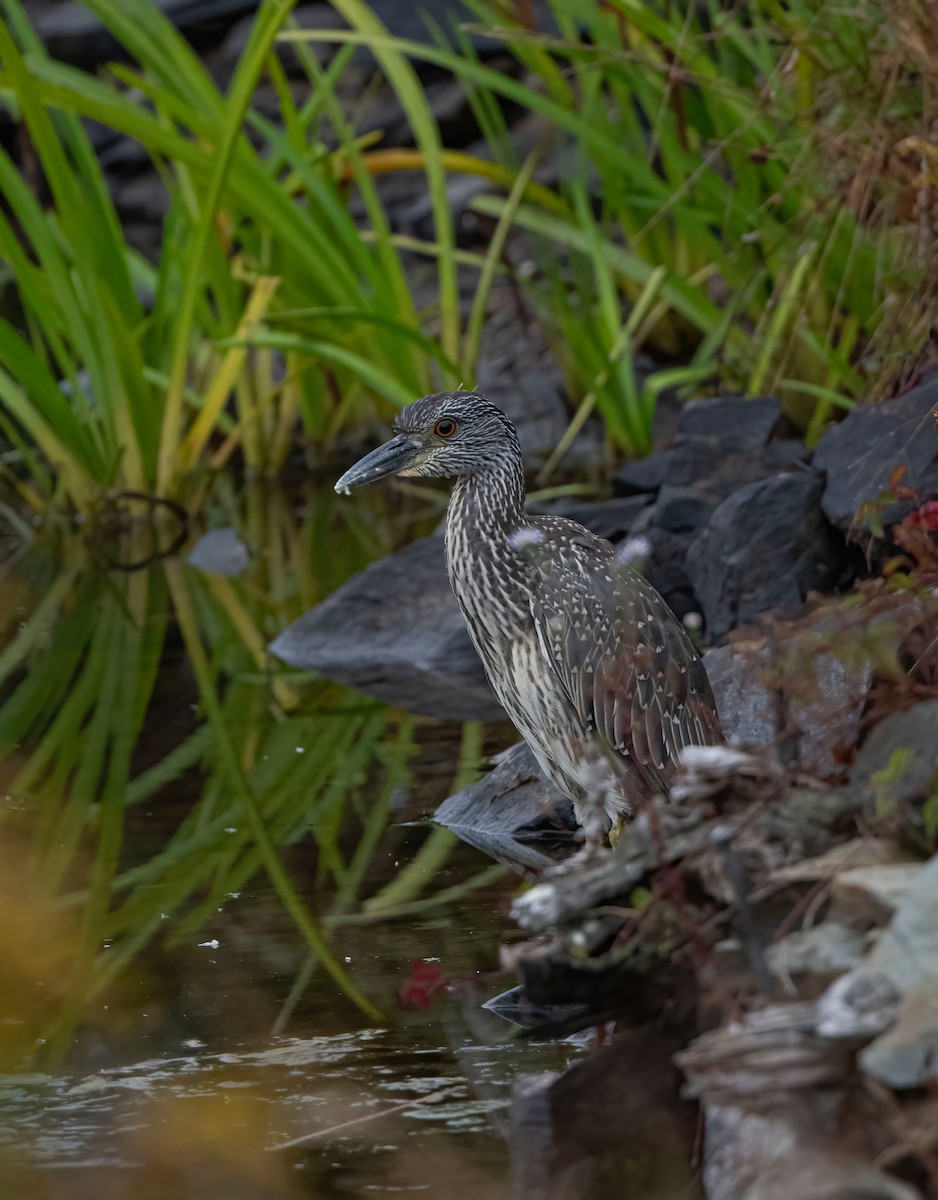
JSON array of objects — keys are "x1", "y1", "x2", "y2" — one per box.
[{"x1": 335, "y1": 391, "x2": 723, "y2": 846}]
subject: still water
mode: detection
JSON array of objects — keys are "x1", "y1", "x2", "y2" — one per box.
[{"x1": 0, "y1": 486, "x2": 580, "y2": 1199}]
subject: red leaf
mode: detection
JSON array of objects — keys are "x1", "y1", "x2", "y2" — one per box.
[{"x1": 397, "y1": 959, "x2": 449, "y2": 1011}]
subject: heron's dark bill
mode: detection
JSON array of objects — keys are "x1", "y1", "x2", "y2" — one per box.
[{"x1": 334, "y1": 435, "x2": 423, "y2": 495}]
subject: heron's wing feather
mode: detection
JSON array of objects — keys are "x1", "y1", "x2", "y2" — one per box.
[{"x1": 527, "y1": 517, "x2": 722, "y2": 790}]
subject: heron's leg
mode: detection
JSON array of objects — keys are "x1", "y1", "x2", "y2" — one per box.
[
  {"x1": 607, "y1": 813, "x2": 628, "y2": 847},
  {"x1": 544, "y1": 831, "x2": 607, "y2": 878},
  {"x1": 580, "y1": 801, "x2": 609, "y2": 859},
  {"x1": 540, "y1": 800, "x2": 607, "y2": 878}
]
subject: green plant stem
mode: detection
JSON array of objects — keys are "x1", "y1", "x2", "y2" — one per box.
[{"x1": 165, "y1": 559, "x2": 383, "y2": 1023}]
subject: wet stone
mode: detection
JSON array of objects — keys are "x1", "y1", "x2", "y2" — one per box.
[
  {"x1": 649, "y1": 487, "x2": 703, "y2": 534},
  {"x1": 31, "y1": 0, "x2": 262, "y2": 66},
  {"x1": 626, "y1": 521, "x2": 698, "y2": 619},
  {"x1": 533, "y1": 495, "x2": 650, "y2": 542},
  {"x1": 32, "y1": 0, "x2": 557, "y2": 69},
  {"x1": 434, "y1": 742, "x2": 575, "y2": 877},
  {"x1": 510, "y1": 1031, "x2": 696, "y2": 1200},
  {"x1": 665, "y1": 395, "x2": 795, "y2": 501},
  {"x1": 675, "y1": 393, "x2": 782, "y2": 447},
  {"x1": 187, "y1": 528, "x2": 249, "y2": 577}
]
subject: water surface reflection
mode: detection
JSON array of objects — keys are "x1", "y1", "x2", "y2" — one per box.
[{"x1": 0, "y1": 485, "x2": 567, "y2": 1198}]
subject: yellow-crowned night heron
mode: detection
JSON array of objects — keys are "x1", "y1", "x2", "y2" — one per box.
[{"x1": 335, "y1": 391, "x2": 723, "y2": 847}]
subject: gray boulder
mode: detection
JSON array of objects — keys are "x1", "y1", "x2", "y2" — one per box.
[{"x1": 702, "y1": 631, "x2": 871, "y2": 779}]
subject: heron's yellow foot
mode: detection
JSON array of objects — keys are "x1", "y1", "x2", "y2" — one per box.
[{"x1": 608, "y1": 814, "x2": 628, "y2": 847}]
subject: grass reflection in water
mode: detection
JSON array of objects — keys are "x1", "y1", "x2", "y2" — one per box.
[{"x1": 0, "y1": 484, "x2": 504, "y2": 1082}]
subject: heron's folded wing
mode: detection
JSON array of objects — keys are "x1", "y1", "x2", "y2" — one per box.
[{"x1": 529, "y1": 537, "x2": 721, "y2": 789}]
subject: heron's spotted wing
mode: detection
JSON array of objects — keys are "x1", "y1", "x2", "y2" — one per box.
[{"x1": 526, "y1": 518, "x2": 722, "y2": 789}]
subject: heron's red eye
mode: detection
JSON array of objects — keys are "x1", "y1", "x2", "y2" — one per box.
[{"x1": 434, "y1": 418, "x2": 457, "y2": 438}]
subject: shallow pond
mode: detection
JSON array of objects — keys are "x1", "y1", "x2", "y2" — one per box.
[{"x1": 0, "y1": 485, "x2": 595, "y2": 1198}]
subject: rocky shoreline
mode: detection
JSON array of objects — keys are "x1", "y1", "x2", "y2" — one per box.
[{"x1": 274, "y1": 375, "x2": 938, "y2": 1199}]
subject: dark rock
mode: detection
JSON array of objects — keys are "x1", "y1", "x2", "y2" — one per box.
[
  {"x1": 626, "y1": 519, "x2": 698, "y2": 620},
  {"x1": 31, "y1": 0, "x2": 262, "y2": 67},
  {"x1": 114, "y1": 171, "x2": 169, "y2": 227},
  {"x1": 814, "y1": 378, "x2": 938, "y2": 532},
  {"x1": 677, "y1": 393, "x2": 782, "y2": 446},
  {"x1": 270, "y1": 534, "x2": 500, "y2": 721},
  {"x1": 612, "y1": 449, "x2": 673, "y2": 496},
  {"x1": 666, "y1": 395, "x2": 790, "y2": 508},
  {"x1": 649, "y1": 487, "x2": 705, "y2": 533},
  {"x1": 767, "y1": 437, "x2": 812, "y2": 471},
  {"x1": 32, "y1": 0, "x2": 550, "y2": 69},
  {"x1": 434, "y1": 742, "x2": 575, "y2": 877},
  {"x1": 208, "y1": 4, "x2": 344, "y2": 85},
  {"x1": 686, "y1": 471, "x2": 845, "y2": 639},
  {"x1": 509, "y1": 1072, "x2": 560, "y2": 1200},
  {"x1": 702, "y1": 644, "x2": 778, "y2": 749},
  {"x1": 347, "y1": 76, "x2": 483, "y2": 161},
  {"x1": 627, "y1": 395, "x2": 812, "y2": 619}
]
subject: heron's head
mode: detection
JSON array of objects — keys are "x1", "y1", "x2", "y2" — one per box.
[{"x1": 334, "y1": 391, "x2": 519, "y2": 494}]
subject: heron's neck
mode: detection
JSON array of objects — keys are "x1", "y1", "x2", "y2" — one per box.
[
  {"x1": 448, "y1": 448, "x2": 527, "y2": 544},
  {"x1": 445, "y1": 447, "x2": 529, "y2": 630}
]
